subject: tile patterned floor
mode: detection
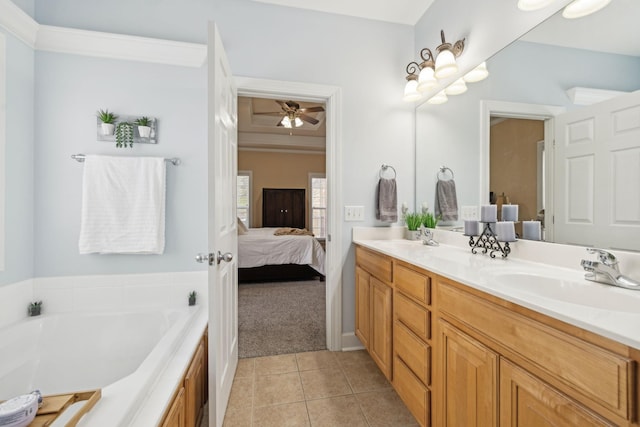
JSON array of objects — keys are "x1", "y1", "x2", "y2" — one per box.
[{"x1": 220, "y1": 350, "x2": 418, "y2": 427}]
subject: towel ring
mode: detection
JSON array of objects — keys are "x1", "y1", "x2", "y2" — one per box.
[
  {"x1": 380, "y1": 164, "x2": 396, "y2": 179},
  {"x1": 438, "y1": 166, "x2": 454, "y2": 180}
]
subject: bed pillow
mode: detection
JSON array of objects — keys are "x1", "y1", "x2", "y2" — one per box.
[{"x1": 237, "y1": 217, "x2": 249, "y2": 234}]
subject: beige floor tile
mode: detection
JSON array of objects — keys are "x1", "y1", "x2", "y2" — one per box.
[
  {"x1": 223, "y1": 407, "x2": 252, "y2": 427},
  {"x1": 235, "y1": 358, "x2": 256, "y2": 378},
  {"x1": 334, "y1": 349, "x2": 373, "y2": 367},
  {"x1": 341, "y1": 360, "x2": 391, "y2": 393},
  {"x1": 254, "y1": 353, "x2": 299, "y2": 376},
  {"x1": 306, "y1": 395, "x2": 369, "y2": 427},
  {"x1": 227, "y1": 376, "x2": 254, "y2": 410},
  {"x1": 295, "y1": 350, "x2": 338, "y2": 371},
  {"x1": 300, "y1": 368, "x2": 352, "y2": 400},
  {"x1": 252, "y1": 402, "x2": 310, "y2": 427},
  {"x1": 356, "y1": 389, "x2": 419, "y2": 427},
  {"x1": 254, "y1": 371, "x2": 304, "y2": 407}
]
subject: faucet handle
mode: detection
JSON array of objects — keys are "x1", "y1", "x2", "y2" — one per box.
[{"x1": 586, "y1": 248, "x2": 618, "y2": 266}]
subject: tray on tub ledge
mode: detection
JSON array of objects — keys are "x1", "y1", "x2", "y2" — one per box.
[{"x1": 30, "y1": 390, "x2": 101, "y2": 427}]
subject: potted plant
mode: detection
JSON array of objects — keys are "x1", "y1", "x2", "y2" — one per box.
[
  {"x1": 404, "y1": 212, "x2": 423, "y2": 240},
  {"x1": 422, "y1": 210, "x2": 440, "y2": 229},
  {"x1": 188, "y1": 291, "x2": 197, "y2": 306},
  {"x1": 28, "y1": 301, "x2": 42, "y2": 316},
  {"x1": 115, "y1": 122, "x2": 134, "y2": 148},
  {"x1": 97, "y1": 109, "x2": 118, "y2": 135},
  {"x1": 135, "y1": 116, "x2": 152, "y2": 138}
]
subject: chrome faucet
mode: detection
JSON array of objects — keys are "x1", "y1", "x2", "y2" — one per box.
[
  {"x1": 581, "y1": 248, "x2": 640, "y2": 290},
  {"x1": 419, "y1": 225, "x2": 439, "y2": 246}
]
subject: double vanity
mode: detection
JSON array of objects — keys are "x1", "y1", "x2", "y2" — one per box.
[{"x1": 353, "y1": 228, "x2": 640, "y2": 426}]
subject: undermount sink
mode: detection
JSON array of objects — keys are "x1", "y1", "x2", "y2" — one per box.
[{"x1": 488, "y1": 270, "x2": 640, "y2": 313}]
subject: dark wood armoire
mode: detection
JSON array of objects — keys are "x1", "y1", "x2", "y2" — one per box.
[{"x1": 262, "y1": 188, "x2": 305, "y2": 229}]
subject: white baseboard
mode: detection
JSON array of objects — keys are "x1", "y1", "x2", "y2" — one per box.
[{"x1": 341, "y1": 332, "x2": 365, "y2": 351}]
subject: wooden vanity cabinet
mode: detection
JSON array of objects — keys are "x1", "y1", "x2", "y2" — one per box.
[{"x1": 161, "y1": 387, "x2": 186, "y2": 427}]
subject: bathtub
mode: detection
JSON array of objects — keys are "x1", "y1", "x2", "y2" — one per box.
[{"x1": 0, "y1": 304, "x2": 207, "y2": 426}]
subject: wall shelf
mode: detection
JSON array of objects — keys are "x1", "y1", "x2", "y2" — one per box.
[{"x1": 96, "y1": 116, "x2": 158, "y2": 144}]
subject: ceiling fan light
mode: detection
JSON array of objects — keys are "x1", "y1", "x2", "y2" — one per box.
[
  {"x1": 517, "y1": 0, "x2": 555, "y2": 11},
  {"x1": 294, "y1": 117, "x2": 303, "y2": 127},
  {"x1": 427, "y1": 90, "x2": 448, "y2": 105},
  {"x1": 445, "y1": 78, "x2": 468, "y2": 95},
  {"x1": 434, "y1": 49, "x2": 457, "y2": 79},
  {"x1": 417, "y1": 66, "x2": 438, "y2": 92},
  {"x1": 464, "y1": 62, "x2": 489, "y2": 82},
  {"x1": 562, "y1": 0, "x2": 612, "y2": 18},
  {"x1": 403, "y1": 79, "x2": 422, "y2": 102},
  {"x1": 281, "y1": 116, "x2": 292, "y2": 128}
]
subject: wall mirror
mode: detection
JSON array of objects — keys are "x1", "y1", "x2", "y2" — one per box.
[{"x1": 415, "y1": 0, "x2": 640, "y2": 250}]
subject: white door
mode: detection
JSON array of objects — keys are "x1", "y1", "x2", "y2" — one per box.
[
  {"x1": 554, "y1": 90, "x2": 640, "y2": 250},
  {"x1": 206, "y1": 22, "x2": 238, "y2": 427}
]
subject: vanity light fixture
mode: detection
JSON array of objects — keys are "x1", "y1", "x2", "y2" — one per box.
[
  {"x1": 427, "y1": 90, "x2": 448, "y2": 105},
  {"x1": 444, "y1": 78, "x2": 468, "y2": 95},
  {"x1": 403, "y1": 62, "x2": 422, "y2": 102},
  {"x1": 417, "y1": 48, "x2": 438, "y2": 92},
  {"x1": 562, "y1": 0, "x2": 612, "y2": 18},
  {"x1": 463, "y1": 61, "x2": 489, "y2": 82},
  {"x1": 517, "y1": 0, "x2": 555, "y2": 11},
  {"x1": 434, "y1": 30, "x2": 465, "y2": 79}
]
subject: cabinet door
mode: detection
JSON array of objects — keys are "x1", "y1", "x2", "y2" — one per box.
[
  {"x1": 355, "y1": 266, "x2": 371, "y2": 349},
  {"x1": 161, "y1": 387, "x2": 186, "y2": 427},
  {"x1": 370, "y1": 276, "x2": 393, "y2": 380},
  {"x1": 438, "y1": 320, "x2": 498, "y2": 427},
  {"x1": 500, "y1": 359, "x2": 615, "y2": 427},
  {"x1": 185, "y1": 340, "x2": 206, "y2": 427},
  {"x1": 289, "y1": 189, "x2": 305, "y2": 229}
]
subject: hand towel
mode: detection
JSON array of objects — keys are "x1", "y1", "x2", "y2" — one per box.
[
  {"x1": 79, "y1": 155, "x2": 166, "y2": 254},
  {"x1": 434, "y1": 179, "x2": 458, "y2": 221},
  {"x1": 375, "y1": 178, "x2": 397, "y2": 223}
]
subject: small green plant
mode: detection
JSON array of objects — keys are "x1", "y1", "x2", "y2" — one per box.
[
  {"x1": 404, "y1": 212, "x2": 423, "y2": 231},
  {"x1": 188, "y1": 291, "x2": 197, "y2": 306},
  {"x1": 116, "y1": 122, "x2": 134, "y2": 148},
  {"x1": 134, "y1": 116, "x2": 151, "y2": 126},
  {"x1": 422, "y1": 211, "x2": 441, "y2": 229},
  {"x1": 96, "y1": 109, "x2": 118, "y2": 124},
  {"x1": 28, "y1": 301, "x2": 42, "y2": 316}
]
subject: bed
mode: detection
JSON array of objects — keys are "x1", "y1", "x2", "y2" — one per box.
[{"x1": 238, "y1": 228, "x2": 326, "y2": 283}]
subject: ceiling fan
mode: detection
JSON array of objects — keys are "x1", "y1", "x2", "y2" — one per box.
[{"x1": 254, "y1": 100, "x2": 325, "y2": 128}]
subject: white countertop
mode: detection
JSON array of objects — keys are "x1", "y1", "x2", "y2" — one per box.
[{"x1": 354, "y1": 237, "x2": 640, "y2": 351}]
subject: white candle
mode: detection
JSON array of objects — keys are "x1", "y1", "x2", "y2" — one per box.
[
  {"x1": 464, "y1": 220, "x2": 480, "y2": 236},
  {"x1": 496, "y1": 221, "x2": 516, "y2": 242},
  {"x1": 502, "y1": 204, "x2": 518, "y2": 222},
  {"x1": 480, "y1": 205, "x2": 497, "y2": 223},
  {"x1": 522, "y1": 220, "x2": 541, "y2": 241}
]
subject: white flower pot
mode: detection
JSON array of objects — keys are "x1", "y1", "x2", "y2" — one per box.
[
  {"x1": 138, "y1": 125, "x2": 151, "y2": 138},
  {"x1": 404, "y1": 229, "x2": 420, "y2": 240},
  {"x1": 101, "y1": 123, "x2": 115, "y2": 135}
]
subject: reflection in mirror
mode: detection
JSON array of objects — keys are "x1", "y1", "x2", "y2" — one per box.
[
  {"x1": 0, "y1": 33, "x2": 5, "y2": 270},
  {"x1": 415, "y1": 0, "x2": 640, "y2": 249}
]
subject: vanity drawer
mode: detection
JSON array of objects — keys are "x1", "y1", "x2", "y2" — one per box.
[
  {"x1": 437, "y1": 281, "x2": 634, "y2": 420},
  {"x1": 393, "y1": 356, "x2": 430, "y2": 427},
  {"x1": 395, "y1": 263, "x2": 431, "y2": 306},
  {"x1": 356, "y1": 246, "x2": 392, "y2": 283},
  {"x1": 394, "y1": 320, "x2": 430, "y2": 386},
  {"x1": 395, "y1": 291, "x2": 430, "y2": 342}
]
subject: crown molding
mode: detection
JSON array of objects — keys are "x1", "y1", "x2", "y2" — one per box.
[
  {"x1": 239, "y1": 131, "x2": 326, "y2": 152},
  {"x1": 36, "y1": 25, "x2": 207, "y2": 67},
  {"x1": 0, "y1": 0, "x2": 39, "y2": 48}
]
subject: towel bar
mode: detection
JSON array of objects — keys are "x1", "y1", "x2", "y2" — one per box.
[{"x1": 71, "y1": 154, "x2": 180, "y2": 165}]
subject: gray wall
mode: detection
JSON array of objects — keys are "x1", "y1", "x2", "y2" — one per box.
[{"x1": 0, "y1": 28, "x2": 35, "y2": 286}]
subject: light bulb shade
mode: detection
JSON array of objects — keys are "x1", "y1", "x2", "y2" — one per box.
[
  {"x1": 294, "y1": 117, "x2": 303, "y2": 127},
  {"x1": 417, "y1": 66, "x2": 437, "y2": 92},
  {"x1": 427, "y1": 90, "x2": 448, "y2": 105},
  {"x1": 403, "y1": 79, "x2": 422, "y2": 102},
  {"x1": 463, "y1": 62, "x2": 489, "y2": 82},
  {"x1": 445, "y1": 78, "x2": 467, "y2": 95},
  {"x1": 517, "y1": 0, "x2": 555, "y2": 11},
  {"x1": 434, "y1": 49, "x2": 457, "y2": 79},
  {"x1": 281, "y1": 116, "x2": 292, "y2": 128},
  {"x1": 562, "y1": 0, "x2": 612, "y2": 18}
]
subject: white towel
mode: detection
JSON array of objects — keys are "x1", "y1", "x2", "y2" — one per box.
[{"x1": 79, "y1": 155, "x2": 166, "y2": 254}]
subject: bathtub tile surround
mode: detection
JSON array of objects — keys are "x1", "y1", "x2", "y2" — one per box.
[
  {"x1": 0, "y1": 279, "x2": 33, "y2": 329},
  {"x1": 222, "y1": 350, "x2": 417, "y2": 426}
]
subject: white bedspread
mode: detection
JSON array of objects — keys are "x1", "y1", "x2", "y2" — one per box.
[{"x1": 238, "y1": 228, "x2": 325, "y2": 275}]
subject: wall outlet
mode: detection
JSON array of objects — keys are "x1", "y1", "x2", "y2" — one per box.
[
  {"x1": 461, "y1": 205, "x2": 479, "y2": 221},
  {"x1": 345, "y1": 205, "x2": 364, "y2": 221}
]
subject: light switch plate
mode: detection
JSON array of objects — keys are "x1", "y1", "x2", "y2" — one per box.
[
  {"x1": 345, "y1": 205, "x2": 364, "y2": 221},
  {"x1": 461, "y1": 205, "x2": 479, "y2": 221}
]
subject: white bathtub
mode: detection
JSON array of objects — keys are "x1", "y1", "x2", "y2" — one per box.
[{"x1": 0, "y1": 304, "x2": 207, "y2": 427}]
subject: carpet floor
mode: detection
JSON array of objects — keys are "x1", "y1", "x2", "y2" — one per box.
[{"x1": 238, "y1": 279, "x2": 326, "y2": 359}]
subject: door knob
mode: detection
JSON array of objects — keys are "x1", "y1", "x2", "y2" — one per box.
[
  {"x1": 217, "y1": 251, "x2": 233, "y2": 264},
  {"x1": 195, "y1": 253, "x2": 214, "y2": 265}
]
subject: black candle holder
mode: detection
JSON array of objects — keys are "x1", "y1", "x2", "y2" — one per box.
[{"x1": 467, "y1": 222, "x2": 511, "y2": 259}]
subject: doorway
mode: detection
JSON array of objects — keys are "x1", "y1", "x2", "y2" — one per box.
[{"x1": 235, "y1": 77, "x2": 342, "y2": 352}]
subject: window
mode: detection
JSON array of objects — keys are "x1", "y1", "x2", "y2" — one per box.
[
  {"x1": 309, "y1": 173, "x2": 327, "y2": 239},
  {"x1": 237, "y1": 171, "x2": 252, "y2": 228}
]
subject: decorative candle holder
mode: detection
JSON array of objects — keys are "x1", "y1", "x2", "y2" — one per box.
[{"x1": 468, "y1": 222, "x2": 512, "y2": 259}]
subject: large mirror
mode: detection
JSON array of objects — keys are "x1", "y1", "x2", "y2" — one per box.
[{"x1": 415, "y1": 0, "x2": 640, "y2": 250}]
